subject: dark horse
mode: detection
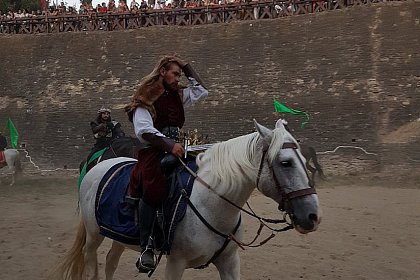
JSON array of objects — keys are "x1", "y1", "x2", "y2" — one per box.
[
  {"x1": 80, "y1": 136, "x2": 142, "y2": 174},
  {"x1": 299, "y1": 143, "x2": 327, "y2": 182},
  {"x1": 281, "y1": 121, "x2": 326, "y2": 182}
]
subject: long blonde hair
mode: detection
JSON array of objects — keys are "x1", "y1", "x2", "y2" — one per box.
[{"x1": 124, "y1": 56, "x2": 181, "y2": 122}]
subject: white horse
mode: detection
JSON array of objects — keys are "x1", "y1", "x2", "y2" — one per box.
[
  {"x1": 0, "y1": 149, "x2": 22, "y2": 186},
  {"x1": 55, "y1": 120, "x2": 321, "y2": 280}
]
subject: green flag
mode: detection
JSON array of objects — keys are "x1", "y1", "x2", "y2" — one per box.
[
  {"x1": 273, "y1": 98, "x2": 310, "y2": 127},
  {"x1": 6, "y1": 118, "x2": 19, "y2": 149}
]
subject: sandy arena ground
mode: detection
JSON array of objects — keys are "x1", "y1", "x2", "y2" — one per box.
[{"x1": 0, "y1": 171, "x2": 419, "y2": 280}]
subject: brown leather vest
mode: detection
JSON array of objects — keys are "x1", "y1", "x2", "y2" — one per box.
[{"x1": 153, "y1": 89, "x2": 185, "y2": 131}]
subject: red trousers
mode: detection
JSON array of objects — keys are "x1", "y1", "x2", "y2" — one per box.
[{"x1": 128, "y1": 147, "x2": 168, "y2": 209}]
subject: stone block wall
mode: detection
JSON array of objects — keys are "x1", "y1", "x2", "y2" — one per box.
[{"x1": 0, "y1": 1, "x2": 419, "y2": 175}]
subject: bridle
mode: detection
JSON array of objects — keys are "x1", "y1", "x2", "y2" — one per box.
[
  {"x1": 256, "y1": 142, "x2": 317, "y2": 213},
  {"x1": 171, "y1": 141, "x2": 317, "y2": 268},
  {"x1": 178, "y1": 141, "x2": 316, "y2": 234}
]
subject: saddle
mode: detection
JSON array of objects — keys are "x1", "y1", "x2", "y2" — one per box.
[
  {"x1": 95, "y1": 155, "x2": 198, "y2": 254},
  {"x1": 0, "y1": 151, "x2": 7, "y2": 168}
]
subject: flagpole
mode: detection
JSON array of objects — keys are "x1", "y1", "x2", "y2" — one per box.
[{"x1": 42, "y1": 0, "x2": 49, "y2": 32}]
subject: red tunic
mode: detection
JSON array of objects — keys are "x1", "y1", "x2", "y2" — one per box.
[
  {"x1": 153, "y1": 90, "x2": 185, "y2": 131},
  {"x1": 128, "y1": 89, "x2": 185, "y2": 208}
]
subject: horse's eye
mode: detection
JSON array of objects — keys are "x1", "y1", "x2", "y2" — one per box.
[{"x1": 280, "y1": 160, "x2": 292, "y2": 168}]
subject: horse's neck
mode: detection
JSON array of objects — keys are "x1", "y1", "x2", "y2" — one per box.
[
  {"x1": 194, "y1": 134, "x2": 261, "y2": 208},
  {"x1": 193, "y1": 164, "x2": 256, "y2": 221},
  {"x1": 110, "y1": 138, "x2": 135, "y2": 158},
  {"x1": 190, "y1": 183, "x2": 253, "y2": 235}
]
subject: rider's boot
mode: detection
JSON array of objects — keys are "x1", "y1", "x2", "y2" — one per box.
[{"x1": 136, "y1": 199, "x2": 157, "y2": 273}]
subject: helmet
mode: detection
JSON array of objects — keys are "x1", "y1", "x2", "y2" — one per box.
[{"x1": 98, "y1": 107, "x2": 111, "y2": 114}]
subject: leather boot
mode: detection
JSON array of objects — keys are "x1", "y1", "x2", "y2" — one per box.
[{"x1": 136, "y1": 199, "x2": 157, "y2": 273}]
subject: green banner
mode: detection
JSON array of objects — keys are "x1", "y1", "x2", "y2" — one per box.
[
  {"x1": 273, "y1": 98, "x2": 310, "y2": 127},
  {"x1": 6, "y1": 118, "x2": 19, "y2": 149}
]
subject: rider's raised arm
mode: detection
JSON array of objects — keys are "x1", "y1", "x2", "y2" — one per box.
[{"x1": 180, "y1": 64, "x2": 208, "y2": 106}]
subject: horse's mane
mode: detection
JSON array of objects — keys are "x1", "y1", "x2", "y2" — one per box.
[{"x1": 196, "y1": 125, "x2": 288, "y2": 194}]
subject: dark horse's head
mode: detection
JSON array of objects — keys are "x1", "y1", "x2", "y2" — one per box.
[
  {"x1": 79, "y1": 136, "x2": 142, "y2": 173},
  {"x1": 103, "y1": 136, "x2": 142, "y2": 161}
]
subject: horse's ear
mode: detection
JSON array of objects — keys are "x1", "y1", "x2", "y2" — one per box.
[
  {"x1": 254, "y1": 119, "x2": 272, "y2": 150},
  {"x1": 275, "y1": 119, "x2": 285, "y2": 129}
]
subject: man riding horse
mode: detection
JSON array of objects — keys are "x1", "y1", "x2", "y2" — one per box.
[
  {"x1": 0, "y1": 132, "x2": 7, "y2": 151},
  {"x1": 124, "y1": 55, "x2": 208, "y2": 273},
  {"x1": 86, "y1": 107, "x2": 126, "y2": 171}
]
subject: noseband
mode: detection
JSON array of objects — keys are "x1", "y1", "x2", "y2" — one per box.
[{"x1": 256, "y1": 142, "x2": 317, "y2": 213}]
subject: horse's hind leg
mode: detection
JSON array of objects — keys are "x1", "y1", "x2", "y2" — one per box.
[
  {"x1": 10, "y1": 174, "x2": 15, "y2": 186},
  {"x1": 105, "y1": 241, "x2": 125, "y2": 280},
  {"x1": 84, "y1": 233, "x2": 105, "y2": 280},
  {"x1": 9, "y1": 167, "x2": 15, "y2": 187},
  {"x1": 313, "y1": 158, "x2": 327, "y2": 180}
]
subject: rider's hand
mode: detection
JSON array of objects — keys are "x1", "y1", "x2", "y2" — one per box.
[
  {"x1": 171, "y1": 143, "x2": 184, "y2": 158},
  {"x1": 170, "y1": 54, "x2": 187, "y2": 68},
  {"x1": 106, "y1": 121, "x2": 114, "y2": 129}
]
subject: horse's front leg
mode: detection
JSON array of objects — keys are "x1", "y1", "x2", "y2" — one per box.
[
  {"x1": 214, "y1": 250, "x2": 240, "y2": 280},
  {"x1": 164, "y1": 258, "x2": 186, "y2": 280}
]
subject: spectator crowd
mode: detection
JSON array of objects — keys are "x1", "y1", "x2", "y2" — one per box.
[{"x1": 0, "y1": 0, "x2": 257, "y2": 19}]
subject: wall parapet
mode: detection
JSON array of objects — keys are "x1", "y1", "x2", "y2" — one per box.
[{"x1": 0, "y1": 0, "x2": 403, "y2": 34}]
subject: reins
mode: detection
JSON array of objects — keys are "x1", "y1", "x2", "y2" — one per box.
[
  {"x1": 177, "y1": 154, "x2": 293, "y2": 250},
  {"x1": 177, "y1": 140, "x2": 317, "y2": 249},
  {"x1": 178, "y1": 157, "x2": 291, "y2": 227}
]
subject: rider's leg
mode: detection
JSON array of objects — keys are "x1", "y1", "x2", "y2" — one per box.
[
  {"x1": 135, "y1": 148, "x2": 168, "y2": 272},
  {"x1": 136, "y1": 198, "x2": 157, "y2": 272}
]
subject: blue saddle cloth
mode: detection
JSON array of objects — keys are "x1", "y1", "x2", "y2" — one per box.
[{"x1": 95, "y1": 159, "x2": 198, "y2": 250}]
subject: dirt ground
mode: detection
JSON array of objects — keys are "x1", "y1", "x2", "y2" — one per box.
[{"x1": 0, "y1": 171, "x2": 419, "y2": 280}]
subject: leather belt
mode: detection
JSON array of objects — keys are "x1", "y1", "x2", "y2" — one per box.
[{"x1": 161, "y1": 126, "x2": 180, "y2": 141}]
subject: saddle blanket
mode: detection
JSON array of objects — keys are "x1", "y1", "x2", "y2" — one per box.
[
  {"x1": 78, "y1": 147, "x2": 108, "y2": 190},
  {"x1": 0, "y1": 151, "x2": 6, "y2": 168},
  {"x1": 95, "y1": 158, "x2": 198, "y2": 251}
]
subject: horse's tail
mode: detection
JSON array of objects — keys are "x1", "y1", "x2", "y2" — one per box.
[{"x1": 51, "y1": 220, "x2": 86, "y2": 280}]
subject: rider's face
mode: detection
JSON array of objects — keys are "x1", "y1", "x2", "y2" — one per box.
[
  {"x1": 161, "y1": 63, "x2": 182, "y2": 91},
  {"x1": 101, "y1": 112, "x2": 110, "y2": 122}
]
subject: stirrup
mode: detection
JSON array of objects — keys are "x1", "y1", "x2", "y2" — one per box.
[{"x1": 136, "y1": 249, "x2": 156, "y2": 273}]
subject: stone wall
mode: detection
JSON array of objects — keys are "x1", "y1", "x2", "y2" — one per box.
[{"x1": 0, "y1": 1, "x2": 419, "y2": 175}]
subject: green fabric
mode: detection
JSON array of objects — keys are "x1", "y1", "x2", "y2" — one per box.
[
  {"x1": 6, "y1": 118, "x2": 19, "y2": 149},
  {"x1": 77, "y1": 147, "x2": 108, "y2": 191},
  {"x1": 273, "y1": 98, "x2": 310, "y2": 127}
]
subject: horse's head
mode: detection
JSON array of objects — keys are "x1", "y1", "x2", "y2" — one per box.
[
  {"x1": 108, "y1": 136, "x2": 144, "y2": 159},
  {"x1": 254, "y1": 119, "x2": 321, "y2": 234}
]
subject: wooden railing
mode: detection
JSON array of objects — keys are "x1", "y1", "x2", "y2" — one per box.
[{"x1": 0, "y1": 0, "x2": 398, "y2": 34}]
